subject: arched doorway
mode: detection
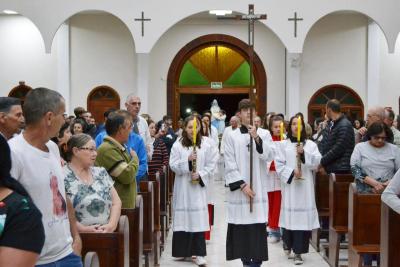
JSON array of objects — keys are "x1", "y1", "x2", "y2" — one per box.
[
  {"x1": 87, "y1": 86, "x2": 120, "y2": 124},
  {"x1": 308, "y1": 84, "x2": 364, "y2": 124},
  {"x1": 167, "y1": 34, "x2": 267, "y2": 127},
  {"x1": 8, "y1": 81, "x2": 32, "y2": 105}
]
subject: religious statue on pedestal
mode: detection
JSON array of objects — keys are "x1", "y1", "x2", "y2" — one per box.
[{"x1": 210, "y1": 99, "x2": 226, "y2": 135}]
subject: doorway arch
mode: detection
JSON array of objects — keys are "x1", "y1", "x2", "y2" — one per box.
[
  {"x1": 308, "y1": 84, "x2": 364, "y2": 124},
  {"x1": 87, "y1": 85, "x2": 120, "y2": 123},
  {"x1": 167, "y1": 34, "x2": 267, "y2": 127},
  {"x1": 8, "y1": 81, "x2": 32, "y2": 105}
]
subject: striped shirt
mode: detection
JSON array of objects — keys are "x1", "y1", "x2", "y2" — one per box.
[{"x1": 148, "y1": 138, "x2": 169, "y2": 175}]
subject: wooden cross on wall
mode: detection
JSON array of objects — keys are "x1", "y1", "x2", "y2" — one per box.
[
  {"x1": 288, "y1": 12, "x2": 303, "y2": 38},
  {"x1": 135, "y1": 11, "x2": 151, "y2": 37}
]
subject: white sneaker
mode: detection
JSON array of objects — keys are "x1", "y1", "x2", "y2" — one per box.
[
  {"x1": 194, "y1": 256, "x2": 207, "y2": 266},
  {"x1": 294, "y1": 254, "x2": 303, "y2": 265},
  {"x1": 268, "y1": 235, "x2": 280, "y2": 243}
]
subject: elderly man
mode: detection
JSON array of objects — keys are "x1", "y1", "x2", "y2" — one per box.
[
  {"x1": 384, "y1": 108, "x2": 400, "y2": 148},
  {"x1": 0, "y1": 97, "x2": 24, "y2": 140},
  {"x1": 9, "y1": 88, "x2": 82, "y2": 266},
  {"x1": 356, "y1": 106, "x2": 393, "y2": 143},
  {"x1": 125, "y1": 94, "x2": 152, "y2": 159}
]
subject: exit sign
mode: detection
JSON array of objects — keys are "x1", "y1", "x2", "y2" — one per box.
[{"x1": 211, "y1": 82, "x2": 223, "y2": 89}]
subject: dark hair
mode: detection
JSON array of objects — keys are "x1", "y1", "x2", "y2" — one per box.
[
  {"x1": 156, "y1": 120, "x2": 163, "y2": 133},
  {"x1": 65, "y1": 133, "x2": 93, "y2": 162},
  {"x1": 385, "y1": 108, "x2": 395, "y2": 121},
  {"x1": 180, "y1": 115, "x2": 202, "y2": 148},
  {"x1": 238, "y1": 99, "x2": 255, "y2": 111},
  {"x1": 163, "y1": 115, "x2": 172, "y2": 121},
  {"x1": 106, "y1": 110, "x2": 132, "y2": 136},
  {"x1": 397, "y1": 115, "x2": 400, "y2": 131},
  {"x1": 23, "y1": 88, "x2": 64, "y2": 125},
  {"x1": 104, "y1": 108, "x2": 117, "y2": 119},
  {"x1": 70, "y1": 118, "x2": 86, "y2": 135},
  {"x1": 74, "y1": 107, "x2": 86, "y2": 118},
  {"x1": 353, "y1": 119, "x2": 364, "y2": 128},
  {"x1": 0, "y1": 136, "x2": 31, "y2": 198},
  {"x1": 268, "y1": 115, "x2": 284, "y2": 133},
  {"x1": 202, "y1": 113, "x2": 211, "y2": 136},
  {"x1": 0, "y1": 97, "x2": 21, "y2": 113},
  {"x1": 147, "y1": 119, "x2": 154, "y2": 127},
  {"x1": 366, "y1": 122, "x2": 392, "y2": 141},
  {"x1": 287, "y1": 115, "x2": 307, "y2": 143},
  {"x1": 326, "y1": 99, "x2": 341, "y2": 113}
]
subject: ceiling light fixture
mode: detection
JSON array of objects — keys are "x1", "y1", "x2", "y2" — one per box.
[
  {"x1": 209, "y1": 10, "x2": 232, "y2": 16},
  {"x1": 2, "y1": 10, "x2": 18, "y2": 15}
]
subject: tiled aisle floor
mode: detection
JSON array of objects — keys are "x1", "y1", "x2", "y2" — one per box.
[{"x1": 159, "y1": 179, "x2": 329, "y2": 267}]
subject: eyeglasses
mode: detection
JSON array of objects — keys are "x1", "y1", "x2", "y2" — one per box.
[{"x1": 79, "y1": 147, "x2": 97, "y2": 152}]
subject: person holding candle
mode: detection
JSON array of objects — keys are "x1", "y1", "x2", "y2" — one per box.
[
  {"x1": 169, "y1": 115, "x2": 218, "y2": 266},
  {"x1": 274, "y1": 115, "x2": 321, "y2": 265},
  {"x1": 265, "y1": 114, "x2": 285, "y2": 243}
]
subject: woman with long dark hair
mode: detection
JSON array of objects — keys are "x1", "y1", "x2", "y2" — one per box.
[
  {"x1": 0, "y1": 136, "x2": 45, "y2": 266},
  {"x1": 169, "y1": 115, "x2": 218, "y2": 266}
]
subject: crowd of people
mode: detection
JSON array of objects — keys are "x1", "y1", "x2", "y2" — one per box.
[{"x1": 0, "y1": 88, "x2": 400, "y2": 267}]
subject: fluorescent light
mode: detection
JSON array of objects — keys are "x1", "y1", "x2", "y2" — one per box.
[
  {"x1": 209, "y1": 10, "x2": 232, "y2": 16},
  {"x1": 2, "y1": 10, "x2": 18, "y2": 15}
]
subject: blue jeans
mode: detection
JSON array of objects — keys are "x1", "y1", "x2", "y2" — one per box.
[{"x1": 36, "y1": 253, "x2": 83, "y2": 267}]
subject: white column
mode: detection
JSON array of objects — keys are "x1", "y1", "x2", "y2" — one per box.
[
  {"x1": 367, "y1": 21, "x2": 381, "y2": 110},
  {"x1": 286, "y1": 52, "x2": 302, "y2": 117},
  {"x1": 136, "y1": 53, "x2": 150, "y2": 114},
  {"x1": 56, "y1": 22, "x2": 71, "y2": 114}
]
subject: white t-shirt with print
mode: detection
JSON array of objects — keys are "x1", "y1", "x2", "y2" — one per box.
[{"x1": 9, "y1": 134, "x2": 73, "y2": 265}]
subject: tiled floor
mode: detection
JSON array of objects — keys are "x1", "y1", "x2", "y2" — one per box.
[{"x1": 159, "y1": 179, "x2": 329, "y2": 267}]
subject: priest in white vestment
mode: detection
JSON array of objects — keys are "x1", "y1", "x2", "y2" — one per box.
[
  {"x1": 169, "y1": 115, "x2": 218, "y2": 266},
  {"x1": 224, "y1": 99, "x2": 275, "y2": 267},
  {"x1": 274, "y1": 116, "x2": 321, "y2": 265}
]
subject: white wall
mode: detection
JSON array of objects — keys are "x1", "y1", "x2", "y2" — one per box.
[
  {"x1": 148, "y1": 19, "x2": 286, "y2": 120},
  {"x1": 69, "y1": 13, "x2": 136, "y2": 110},
  {"x1": 0, "y1": 15, "x2": 57, "y2": 96},
  {"x1": 301, "y1": 13, "x2": 368, "y2": 117},
  {"x1": 379, "y1": 30, "x2": 400, "y2": 112}
]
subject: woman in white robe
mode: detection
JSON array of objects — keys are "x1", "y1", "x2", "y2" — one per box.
[
  {"x1": 275, "y1": 115, "x2": 321, "y2": 265},
  {"x1": 169, "y1": 115, "x2": 218, "y2": 266}
]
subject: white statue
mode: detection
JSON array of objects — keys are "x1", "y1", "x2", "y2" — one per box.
[{"x1": 210, "y1": 99, "x2": 226, "y2": 135}]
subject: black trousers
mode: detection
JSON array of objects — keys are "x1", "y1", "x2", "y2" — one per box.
[
  {"x1": 282, "y1": 228, "x2": 311, "y2": 254},
  {"x1": 172, "y1": 231, "x2": 206, "y2": 257}
]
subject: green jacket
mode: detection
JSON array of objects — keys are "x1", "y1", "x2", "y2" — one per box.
[{"x1": 95, "y1": 136, "x2": 139, "y2": 208}]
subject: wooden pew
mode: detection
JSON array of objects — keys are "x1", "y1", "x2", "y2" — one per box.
[
  {"x1": 348, "y1": 183, "x2": 381, "y2": 267},
  {"x1": 168, "y1": 167, "x2": 175, "y2": 226},
  {"x1": 148, "y1": 173, "x2": 161, "y2": 263},
  {"x1": 310, "y1": 172, "x2": 330, "y2": 252},
  {"x1": 159, "y1": 166, "x2": 169, "y2": 249},
  {"x1": 84, "y1": 252, "x2": 100, "y2": 267},
  {"x1": 139, "y1": 181, "x2": 155, "y2": 267},
  {"x1": 81, "y1": 215, "x2": 130, "y2": 267},
  {"x1": 328, "y1": 173, "x2": 354, "y2": 267},
  {"x1": 121, "y1": 195, "x2": 143, "y2": 267},
  {"x1": 380, "y1": 201, "x2": 400, "y2": 267}
]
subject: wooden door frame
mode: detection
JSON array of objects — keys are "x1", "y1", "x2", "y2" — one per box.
[
  {"x1": 87, "y1": 85, "x2": 121, "y2": 123},
  {"x1": 167, "y1": 34, "x2": 267, "y2": 127},
  {"x1": 307, "y1": 84, "x2": 364, "y2": 124}
]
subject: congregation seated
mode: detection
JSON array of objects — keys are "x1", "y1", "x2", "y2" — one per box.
[
  {"x1": 148, "y1": 119, "x2": 169, "y2": 175},
  {"x1": 64, "y1": 134, "x2": 122, "y2": 233},
  {"x1": 0, "y1": 135, "x2": 45, "y2": 266},
  {"x1": 382, "y1": 168, "x2": 400, "y2": 214},
  {"x1": 95, "y1": 110, "x2": 139, "y2": 208},
  {"x1": 350, "y1": 122, "x2": 400, "y2": 194}
]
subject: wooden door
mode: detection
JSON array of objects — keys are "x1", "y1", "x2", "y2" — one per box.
[{"x1": 87, "y1": 86, "x2": 120, "y2": 124}]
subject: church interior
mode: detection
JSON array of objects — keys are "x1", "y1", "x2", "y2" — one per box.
[{"x1": 1, "y1": 0, "x2": 400, "y2": 266}]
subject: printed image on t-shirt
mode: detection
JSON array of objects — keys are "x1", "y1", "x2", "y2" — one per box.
[
  {"x1": 0, "y1": 214, "x2": 6, "y2": 236},
  {"x1": 50, "y1": 174, "x2": 67, "y2": 217}
]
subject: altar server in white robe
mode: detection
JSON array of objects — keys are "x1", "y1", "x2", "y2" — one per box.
[
  {"x1": 169, "y1": 115, "x2": 218, "y2": 266},
  {"x1": 275, "y1": 115, "x2": 321, "y2": 265},
  {"x1": 224, "y1": 99, "x2": 275, "y2": 267}
]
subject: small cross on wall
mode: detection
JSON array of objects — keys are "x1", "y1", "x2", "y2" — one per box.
[
  {"x1": 134, "y1": 11, "x2": 151, "y2": 37},
  {"x1": 288, "y1": 12, "x2": 303, "y2": 38}
]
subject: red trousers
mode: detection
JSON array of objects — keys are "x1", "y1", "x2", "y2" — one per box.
[
  {"x1": 205, "y1": 204, "x2": 214, "y2": 240},
  {"x1": 268, "y1": 191, "x2": 281, "y2": 230}
]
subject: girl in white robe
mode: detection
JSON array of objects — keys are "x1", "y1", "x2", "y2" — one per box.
[
  {"x1": 169, "y1": 115, "x2": 218, "y2": 266},
  {"x1": 275, "y1": 115, "x2": 321, "y2": 265}
]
